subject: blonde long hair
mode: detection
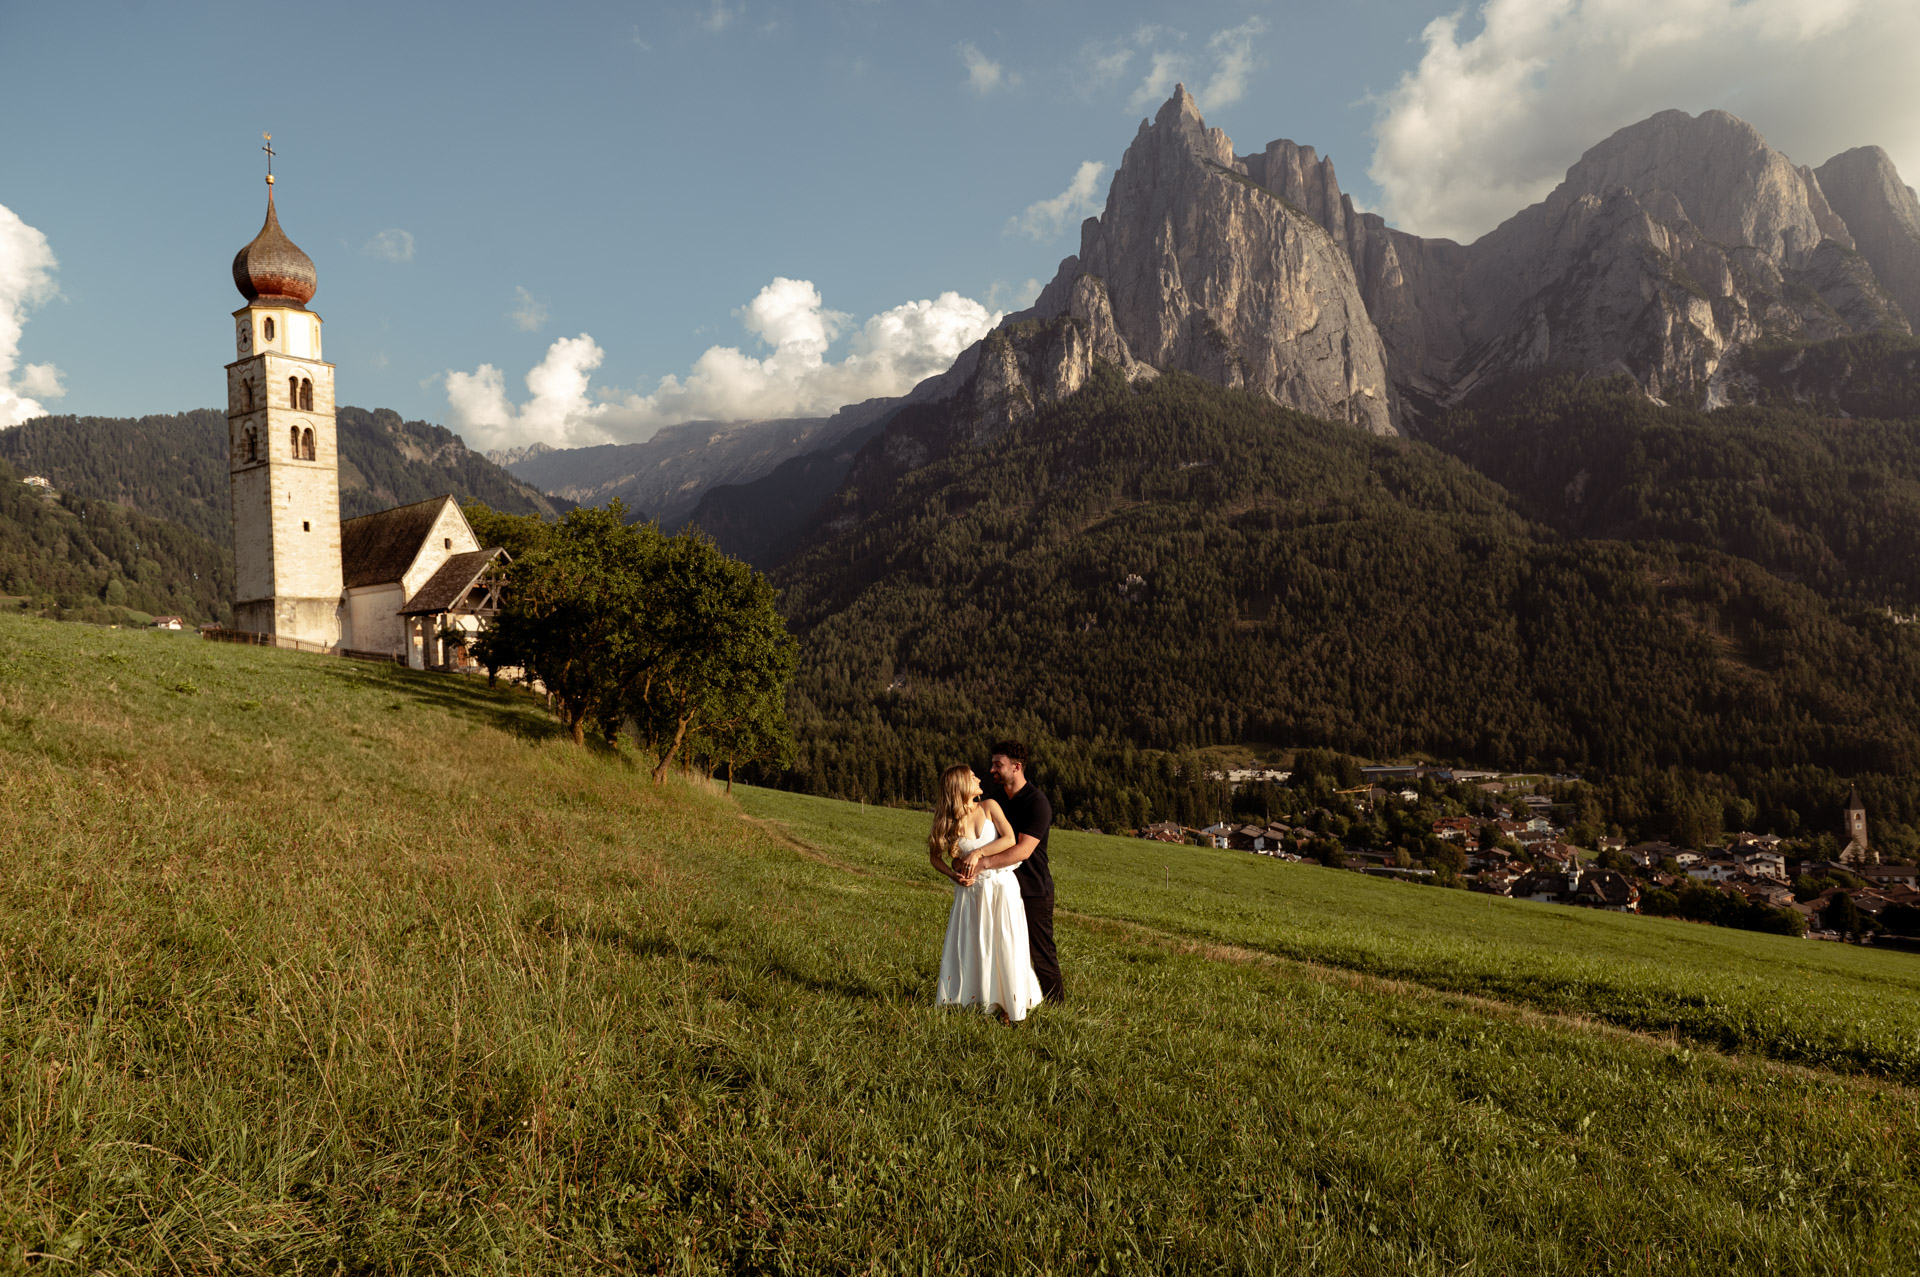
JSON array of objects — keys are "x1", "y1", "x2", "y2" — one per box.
[{"x1": 927, "y1": 765, "x2": 979, "y2": 864}]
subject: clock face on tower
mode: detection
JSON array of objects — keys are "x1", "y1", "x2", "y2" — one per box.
[{"x1": 237, "y1": 318, "x2": 251, "y2": 353}]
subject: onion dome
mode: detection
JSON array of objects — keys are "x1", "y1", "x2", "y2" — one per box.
[{"x1": 232, "y1": 187, "x2": 316, "y2": 307}]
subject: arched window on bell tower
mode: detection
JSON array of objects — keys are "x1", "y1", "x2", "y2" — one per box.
[
  {"x1": 243, "y1": 380, "x2": 254, "y2": 411},
  {"x1": 300, "y1": 378, "x2": 314, "y2": 411},
  {"x1": 290, "y1": 425, "x2": 300, "y2": 456},
  {"x1": 302, "y1": 427, "x2": 316, "y2": 460},
  {"x1": 288, "y1": 375, "x2": 299, "y2": 407},
  {"x1": 245, "y1": 427, "x2": 258, "y2": 462}
]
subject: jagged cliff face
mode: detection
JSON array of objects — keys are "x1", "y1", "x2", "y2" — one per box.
[
  {"x1": 885, "y1": 93, "x2": 1915, "y2": 447},
  {"x1": 1816, "y1": 146, "x2": 1920, "y2": 338},
  {"x1": 1029, "y1": 88, "x2": 1395, "y2": 435},
  {"x1": 1258, "y1": 108, "x2": 1912, "y2": 422},
  {"x1": 896, "y1": 87, "x2": 1397, "y2": 445}
]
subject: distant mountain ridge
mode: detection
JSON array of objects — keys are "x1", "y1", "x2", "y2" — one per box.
[
  {"x1": 668, "y1": 93, "x2": 1920, "y2": 565},
  {"x1": 0, "y1": 407, "x2": 565, "y2": 552},
  {"x1": 1008, "y1": 91, "x2": 1917, "y2": 433},
  {"x1": 490, "y1": 398, "x2": 898, "y2": 528}
]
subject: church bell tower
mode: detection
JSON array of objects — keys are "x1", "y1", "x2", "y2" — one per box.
[{"x1": 226, "y1": 137, "x2": 343, "y2": 646}]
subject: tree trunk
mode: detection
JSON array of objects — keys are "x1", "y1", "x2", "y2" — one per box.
[
  {"x1": 652, "y1": 713, "x2": 692, "y2": 784},
  {"x1": 726, "y1": 761, "x2": 734, "y2": 795},
  {"x1": 568, "y1": 703, "x2": 586, "y2": 747}
]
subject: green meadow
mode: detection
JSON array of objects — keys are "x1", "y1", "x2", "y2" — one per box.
[
  {"x1": 2, "y1": 610, "x2": 1917, "y2": 1274},
  {"x1": 750, "y1": 791, "x2": 1920, "y2": 1082}
]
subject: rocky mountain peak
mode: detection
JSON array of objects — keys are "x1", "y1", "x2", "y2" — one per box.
[
  {"x1": 894, "y1": 94, "x2": 1914, "y2": 451},
  {"x1": 1546, "y1": 108, "x2": 1847, "y2": 265},
  {"x1": 1024, "y1": 89, "x2": 1396, "y2": 434},
  {"x1": 1238, "y1": 139, "x2": 1348, "y2": 242},
  {"x1": 1815, "y1": 145, "x2": 1920, "y2": 329}
]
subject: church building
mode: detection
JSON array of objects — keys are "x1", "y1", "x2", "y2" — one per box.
[
  {"x1": 1839, "y1": 787, "x2": 1877, "y2": 865},
  {"x1": 225, "y1": 146, "x2": 505, "y2": 668}
]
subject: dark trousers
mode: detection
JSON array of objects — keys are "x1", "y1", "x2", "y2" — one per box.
[{"x1": 1023, "y1": 893, "x2": 1064, "y2": 1004}]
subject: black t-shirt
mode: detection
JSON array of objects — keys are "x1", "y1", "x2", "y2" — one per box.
[{"x1": 991, "y1": 781, "x2": 1054, "y2": 899}]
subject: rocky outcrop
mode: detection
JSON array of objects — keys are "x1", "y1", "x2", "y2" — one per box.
[
  {"x1": 1546, "y1": 110, "x2": 1847, "y2": 266},
  {"x1": 1026, "y1": 88, "x2": 1395, "y2": 434},
  {"x1": 1226, "y1": 108, "x2": 1913, "y2": 424},
  {"x1": 1815, "y1": 146, "x2": 1920, "y2": 330},
  {"x1": 842, "y1": 96, "x2": 1917, "y2": 462}
]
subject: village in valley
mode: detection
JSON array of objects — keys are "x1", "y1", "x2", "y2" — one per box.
[{"x1": 1135, "y1": 764, "x2": 1920, "y2": 944}]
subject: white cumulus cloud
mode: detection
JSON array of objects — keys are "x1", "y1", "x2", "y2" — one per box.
[
  {"x1": 444, "y1": 278, "x2": 1001, "y2": 452},
  {"x1": 1369, "y1": 0, "x2": 1920, "y2": 243},
  {"x1": 0, "y1": 203, "x2": 63, "y2": 428},
  {"x1": 364, "y1": 228, "x2": 415, "y2": 262},
  {"x1": 958, "y1": 42, "x2": 1015, "y2": 94},
  {"x1": 1007, "y1": 161, "x2": 1109, "y2": 241},
  {"x1": 1126, "y1": 49, "x2": 1185, "y2": 113}
]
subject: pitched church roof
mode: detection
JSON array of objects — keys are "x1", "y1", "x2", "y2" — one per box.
[
  {"x1": 401, "y1": 548, "x2": 506, "y2": 616},
  {"x1": 340, "y1": 496, "x2": 455, "y2": 589},
  {"x1": 1849, "y1": 786, "x2": 1866, "y2": 812}
]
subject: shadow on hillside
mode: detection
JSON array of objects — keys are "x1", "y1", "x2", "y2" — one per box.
[
  {"x1": 319, "y1": 662, "x2": 573, "y2": 746},
  {"x1": 578, "y1": 921, "x2": 896, "y2": 1003}
]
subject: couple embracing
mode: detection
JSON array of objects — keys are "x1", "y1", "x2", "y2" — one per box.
[{"x1": 926, "y1": 740, "x2": 1063, "y2": 1023}]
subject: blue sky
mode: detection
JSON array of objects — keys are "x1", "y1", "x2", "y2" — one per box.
[{"x1": 3, "y1": 0, "x2": 1916, "y2": 448}]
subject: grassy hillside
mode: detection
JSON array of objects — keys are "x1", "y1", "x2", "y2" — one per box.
[{"x1": 1, "y1": 610, "x2": 1916, "y2": 1272}]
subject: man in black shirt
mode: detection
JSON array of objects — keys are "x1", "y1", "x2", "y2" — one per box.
[{"x1": 975, "y1": 739, "x2": 1063, "y2": 1004}]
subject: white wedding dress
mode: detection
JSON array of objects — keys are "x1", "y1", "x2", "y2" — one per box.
[{"x1": 937, "y1": 820, "x2": 1045, "y2": 1021}]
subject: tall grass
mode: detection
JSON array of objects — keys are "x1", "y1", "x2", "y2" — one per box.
[{"x1": 1, "y1": 612, "x2": 1917, "y2": 1273}]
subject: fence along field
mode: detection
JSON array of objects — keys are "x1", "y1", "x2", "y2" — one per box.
[{"x1": 1, "y1": 610, "x2": 1916, "y2": 1272}]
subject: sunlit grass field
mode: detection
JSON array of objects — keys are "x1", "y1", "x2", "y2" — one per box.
[
  {"x1": 2, "y1": 610, "x2": 1917, "y2": 1274},
  {"x1": 744, "y1": 790, "x2": 1920, "y2": 1081}
]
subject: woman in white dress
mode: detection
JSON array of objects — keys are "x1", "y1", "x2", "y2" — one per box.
[{"x1": 928, "y1": 764, "x2": 1046, "y2": 1022}]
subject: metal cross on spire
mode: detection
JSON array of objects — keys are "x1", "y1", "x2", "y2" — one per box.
[{"x1": 262, "y1": 132, "x2": 276, "y2": 185}]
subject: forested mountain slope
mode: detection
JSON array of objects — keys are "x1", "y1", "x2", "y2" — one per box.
[
  {"x1": 0, "y1": 411, "x2": 232, "y2": 546},
  {"x1": 333, "y1": 407, "x2": 569, "y2": 523},
  {"x1": 773, "y1": 367, "x2": 1920, "y2": 837},
  {"x1": 0, "y1": 407, "x2": 563, "y2": 550},
  {"x1": 1429, "y1": 364, "x2": 1920, "y2": 605},
  {"x1": 1, "y1": 456, "x2": 231, "y2": 622}
]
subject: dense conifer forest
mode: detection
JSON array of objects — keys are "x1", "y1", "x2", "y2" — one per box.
[
  {"x1": 770, "y1": 363, "x2": 1920, "y2": 846},
  {"x1": 0, "y1": 456, "x2": 231, "y2": 623},
  {"x1": 1430, "y1": 370, "x2": 1920, "y2": 605}
]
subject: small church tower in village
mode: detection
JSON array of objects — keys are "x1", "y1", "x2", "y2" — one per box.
[
  {"x1": 1840, "y1": 786, "x2": 1877, "y2": 865},
  {"x1": 225, "y1": 137, "x2": 343, "y2": 647}
]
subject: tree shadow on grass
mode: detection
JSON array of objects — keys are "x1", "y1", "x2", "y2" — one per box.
[
  {"x1": 318, "y1": 662, "x2": 578, "y2": 747},
  {"x1": 564, "y1": 916, "x2": 896, "y2": 1003}
]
